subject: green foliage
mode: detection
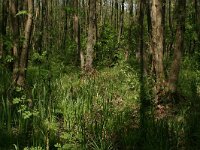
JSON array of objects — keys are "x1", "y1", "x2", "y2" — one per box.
[
  {"x1": 95, "y1": 24, "x2": 118, "y2": 67},
  {"x1": 2, "y1": 56, "x2": 200, "y2": 149},
  {"x1": 16, "y1": 10, "x2": 28, "y2": 16},
  {"x1": 26, "y1": 66, "x2": 49, "y2": 86},
  {"x1": 179, "y1": 56, "x2": 200, "y2": 98},
  {"x1": 3, "y1": 36, "x2": 13, "y2": 52},
  {"x1": 31, "y1": 51, "x2": 47, "y2": 65},
  {"x1": 64, "y1": 7, "x2": 75, "y2": 14},
  {"x1": 0, "y1": 1, "x2": 200, "y2": 149},
  {"x1": 23, "y1": 146, "x2": 44, "y2": 150},
  {"x1": 0, "y1": 65, "x2": 11, "y2": 95},
  {"x1": 52, "y1": 65, "x2": 140, "y2": 149}
]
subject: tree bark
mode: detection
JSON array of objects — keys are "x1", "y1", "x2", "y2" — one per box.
[
  {"x1": 63, "y1": 0, "x2": 69, "y2": 50},
  {"x1": 146, "y1": 0, "x2": 152, "y2": 34},
  {"x1": 128, "y1": 0, "x2": 133, "y2": 59},
  {"x1": 85, "y1": 0, "x2": 97, "y2": 73},
  {"x1": 17, "y1": 0, "x2": 33, "y2": 86},
  {"x1": 195, "y1": 0, "x2": 200, "y2": 44},
  {"x1": 150, "y1": 0, "x2": 165, "y2": 101},
  {"x1": 162, "y1": 0, "x2": 166, "y2": 55},
  {"x1": 168, "y1": 0, "x2": 186, "y2": 93},
  {"x1": 10, "y1": 0, "x2": 20, "y2": 85},
  {"x1": 0, "y1": 0, "x2": 8, "y2": 59},
  {"x1": 139, "y1": 0, "x2": 145, "y2": 76},
  {"x1": 111, "y1": 0, "x2": 114, "y2": 24},
  {"x1": 73, "y1": 0, "x2": 81, "y2": 65},
  {"x1": 167, "y1": 0, "x2": 174, "y2": 57},
  {"x1": 118, "y1": 0, "x2": 125, "y2": 43},
  {"x1": 37, "y1": 0, "x2": 47, "y2": 54},
  {"x1": 114, "y1": 0, "x2": 119, "y2": 31}
]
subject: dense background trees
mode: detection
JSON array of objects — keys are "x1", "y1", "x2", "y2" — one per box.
[{"x1": 0, "y1": 0, "x2": 200, "y2": 149}]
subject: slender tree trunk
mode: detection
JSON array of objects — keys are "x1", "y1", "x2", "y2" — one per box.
[
  {"x1": 111, "y1": 0, "x2": 114, "y2": 24},
  {"x1": 10, "y1": 0, "x2": 20, "y2": 85},
  {"x1": 63, "y1": 0, "x2": 69, "y2": 50},
  {"x1": 73, "y1": 0, "x2": 81, "y2": 65},
  {"x1": 99, "y1": 0, "x2": 103, "y2": 27},
  {"x1": 80, "y1": 0, "x2": 85, "y2": 70},
  {"x1": 139, "y1": 0, "x2": 145, "y2": 75},
  {"x1": 162, "y1": 0, "x2": 166, "y2": 55},
  {"x1": 168, "y1": 0, "x2": 186, "y2": 93},
  {"x1": 114, "y1": 0, "x2": 119, "y2": 31},
  {"x1": 138, "y1": 0, "x2": 148, "y2": 75},
  {"x1": 37, "y1": 0, "x2": 47, "y2": 54},
  {"x1": 146, "y1": 0, "x2": 152, "y2": 34},
  {"x1": 17, "y1": 0, "x2": 33, "y2": 86},
  {"x1": 103, "y1": 0, "x2": 108, "y2": 26},
  {"x1": 118, "y1": 0, "x2": 125, "y2": 43},
  {"x1": 128, "y1": 0, "x2": 133, "y2": 60},
  {"x1": 0, "y1": 0, "x2": 8, "y2": 59},
  {"x1": 146, "y1": 0, "x2": 153, "y2": 74},
  {"x1": 167, "y1": 0, "x2": 174, "y2": 57},
  {"x1": 128, "y1": 0, "x2": 133, "y2": 34},
  {"x1": 195, "y1": 0, "x2": 200, "y2": 45},
  {"x1": 85, "y1": 0, "x2": 97, "y2": 73},
  {"x1": 85, "y1": 0, "x2": 89, "y2": 35}
]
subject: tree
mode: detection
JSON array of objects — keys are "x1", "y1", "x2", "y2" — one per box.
[
  {"x1": 168, "y1": 0, "x2": 186, "y2": 93},
  {"x1": 149, "y1": 0, "x2": 187, "y2": 101},
  {"x1": 10, "y1": 0, "x2": 20, "y2": 85},
  {"x1": 85, "y1": 0, "x2": 97, "y2": 73},
  {"x1": 73, "y1": 0, "x2": 81, "y2": 65},
  {"x1": 11, "y1": 0, "x2": 34, "y2": 87},
  {"x1": 150, "y1": 0, "x2": 165, "y2": 100},
  {"x1": 118, "y1": 0, "x2": 125, "y2": 43},
  {"x1": 0, "y1": 0, "x2": 8, "y2": 59}
]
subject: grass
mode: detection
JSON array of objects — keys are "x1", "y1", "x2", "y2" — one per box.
[{"x1": 0, "y1": 59, "x2": 200, "y2": 149}]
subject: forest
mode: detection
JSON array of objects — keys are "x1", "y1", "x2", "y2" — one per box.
[{"x1": 0, "y1": 0, "x2": 200, "y2": 149}]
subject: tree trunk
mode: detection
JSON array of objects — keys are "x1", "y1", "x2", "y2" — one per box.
[
  {"x1": 118, "y1": 0, "x2": 125, "y2": 43},
  {"x1": 17, "y1": 0, "x2": 33, "y2": 86},
  {"x1": 167, "y1": 0, "x2": 174, "y2": 57},
  {"x1": 37, "y1": 0, "x2": 47, "y2": 54},
  {"x1": 63, "y1": 0, "x2": 69, "y2": 50},
  {"x1": 85, "y1": 0, "x2": 97, "y2": 73},
  {"x1": 114, "y1": 0, "x2": 119, "y2": 31},
  {"x1": 168, "y1": 0, "x2": 186, "y2": 93},
  {"x1": 128, "y1": 0, "x2": 133, "y2": 59},
  {"x1": 10, "y1": 0, "x2": 20, "y2": 85},
  {"x1": 0, "y1": 0, "x2": 8, "y2": 59},
  {"x1": 73, "y1": 0, "x2": 81, "y2": 65},
  {"x1": 195, "y1": 0, "x2": 200, "y2": 44},
  {"x1": 139, "y1": 0, "x2": 145, "y2": 76},
  {"x1": 146, "y1": 0, "x2": 152, "y2": 34},
  {"x1": 162, "y1": 0, "x2": 166, "y2": 55},
  {"x1": 111, "y1": 0, "x2": 114, "y2": 24},
  {"x1": 150, "y1": 0, "x2": 165, "y2": 100}
]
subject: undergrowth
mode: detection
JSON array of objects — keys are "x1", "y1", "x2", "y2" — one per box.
[{"x1": 0, "y1": 59, "x2": 200, "y2": 149}]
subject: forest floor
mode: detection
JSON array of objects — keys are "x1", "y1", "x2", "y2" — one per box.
[{"x1": 0, "y1": 61, "x2": 200, "y2": 149}]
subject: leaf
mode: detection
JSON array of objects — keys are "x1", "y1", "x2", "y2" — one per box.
[
  {"x1": 5, "y1": 55, "x2": 14, "y2": 63},
  {"x1": 22, "y1": 111, "x2": 32, "y2": 119},
  {"x1": 13, "y1": 98, "x2": 21, "y2": 104},
  {"x1": 16, "y1": 86, "x2": 22, "y2": 92},
  {"x1": 16, "y1": 10, "x2": 28, "y2": 16},
  {"x1": 54, "y1": 143, "x2": 61, "y2": 148}
]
